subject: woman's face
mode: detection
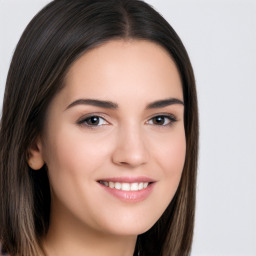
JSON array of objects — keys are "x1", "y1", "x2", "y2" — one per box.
[{"x1": 39, "y1": 40, "x2": 186, "y2": 237}]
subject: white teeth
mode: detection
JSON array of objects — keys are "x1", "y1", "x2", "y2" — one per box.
[
  {"x1": 115, "y1": 182, "x2": 122, "y2": 190},
  {"x1": 109, "y1": 181, "x2": 115, "y2": 188},
  {"x1": 130, "y1": 183, "x2": 139, "y2": 191},
  {"x1": 100, "y1": 181, "x2": 149, "y2": 191},
  {"x1": 121, "y1": 183, "x2": 130, "y2": 191}
]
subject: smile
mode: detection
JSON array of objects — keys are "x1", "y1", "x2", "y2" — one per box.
[
  {"x1": 97, "y1": 177, "x2": 156, "y2": 202},
  {"x1": 98, "y1": 181, "x2": 150, "y2": 191}
]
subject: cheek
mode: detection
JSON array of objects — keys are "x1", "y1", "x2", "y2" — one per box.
[
  {"x1": 153, "y1": 128, "x2": 186, "y2": 197},
  {"x1": 166, "y1": 136, "x2": 186, "y2": 174},
  {"x1": 41, "y1": 128, "x2": 112, "y2": 218},
  {"x1": 43, "y1": 126, "x2": 109, "y2": 176},
  {"x1": 154, "y1": 129, "x2": 186, "y2": 176}
]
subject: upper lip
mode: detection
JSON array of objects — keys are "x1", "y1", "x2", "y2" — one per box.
[{"x1": 97, "y1": 176, "x2": 156, "y2": 183}]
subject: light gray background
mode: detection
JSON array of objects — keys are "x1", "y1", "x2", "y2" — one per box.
[{"x1": 0, "y1": 0, "x2": 255, "y2": 255}]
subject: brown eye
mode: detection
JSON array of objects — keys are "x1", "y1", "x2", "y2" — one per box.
[
  {"x1": 152, "y1": 116, "x2": 166, "y2": 125},
  {"x1": 147, "y1": 115, "x2": 177, "y2": 126},
  {"x1": 86, "y1": 116, "x2": 101, "y2": 125},
  {"x1": 77, "y1": 116, "x2": 108, "y2": 127}
]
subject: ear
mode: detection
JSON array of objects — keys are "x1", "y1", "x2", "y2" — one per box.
[{"x1": 27, "y1": 137, "x2": 45, "y2": 170}]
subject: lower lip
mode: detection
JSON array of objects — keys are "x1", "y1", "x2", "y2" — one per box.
[{"x1": 98, "y1": 183, "x2": 155, "y2": 203}]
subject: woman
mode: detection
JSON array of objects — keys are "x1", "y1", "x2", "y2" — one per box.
[{"x1": 0, "y1": 0, "x2": 198, "y2": 255}]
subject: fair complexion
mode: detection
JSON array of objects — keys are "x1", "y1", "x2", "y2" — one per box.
[{"x1": 29, "y1": 40, "x2": 186, "y2": 256}]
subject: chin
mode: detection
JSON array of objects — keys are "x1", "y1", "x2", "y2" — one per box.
[{"x1": 98, "y1": 214, "x2": 159, "y2": 237}]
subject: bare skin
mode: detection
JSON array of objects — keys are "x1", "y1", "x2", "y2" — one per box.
[{"x1": 29, "y1": 39, "x2": 186, "y2": 256}]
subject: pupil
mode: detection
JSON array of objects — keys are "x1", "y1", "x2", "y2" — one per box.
[
  {"x1": 154, "y1": 116, "x2": 164, "y2": 125},
  {"x1": 89, "y1": 116, "x2": 99, "y2": 125}
]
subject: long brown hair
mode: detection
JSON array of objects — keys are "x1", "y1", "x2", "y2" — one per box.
[{"x1": 0, "y1": 0, "x2": 199, "y2": 255}]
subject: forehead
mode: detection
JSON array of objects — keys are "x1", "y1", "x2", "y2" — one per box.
[{"x1": 61, "y1": 39, "x2": 183, "y2": 106}]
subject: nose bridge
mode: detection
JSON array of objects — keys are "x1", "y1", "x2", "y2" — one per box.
[{"x1": 112, "y1": 121, "x2": 149, "y2": 167}]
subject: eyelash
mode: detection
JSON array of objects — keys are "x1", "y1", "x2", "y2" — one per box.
[
  {"x1": 77, "y1": 115, "x2": 109, "y2": 128},
  {"x1": 77, "y1": 114, "x2": 177, "y2": 128},
  {"x1": 146, "y1": 114, "x2": 177, "y2": 126}
]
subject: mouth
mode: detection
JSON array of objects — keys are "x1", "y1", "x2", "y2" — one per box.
[
  {"x1": 97, "y1": 177, "x2": 156, "y2": 202},
  {"x1": 98, "y1": 181, "x2": 153, "y2": 191}
]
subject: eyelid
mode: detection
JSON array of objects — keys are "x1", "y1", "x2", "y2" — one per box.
[
  {"x1": 76, "y1": 112, "x2": 178, "y2": 128},
  {"x1": 76, "y1": 113, "x2": 110, "y2": 127},
  {"x1": 146, "y1": 113, "x2": 178, "y2": 126}
]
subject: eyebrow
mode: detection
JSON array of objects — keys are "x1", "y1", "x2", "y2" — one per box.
[
  {"x1": 146, "y1": 98, "x2": 184, "y2": 109},
  {"x1": 66, "y1": 99, "x2": 118, "y2": 110},
  {"x1": 65, "y1": 97, "x2": 184, "y2": 111}
]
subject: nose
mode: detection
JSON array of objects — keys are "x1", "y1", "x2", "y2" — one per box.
[{"x1": 111, "y1": 125, "x2": 149, "y2": 168}]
